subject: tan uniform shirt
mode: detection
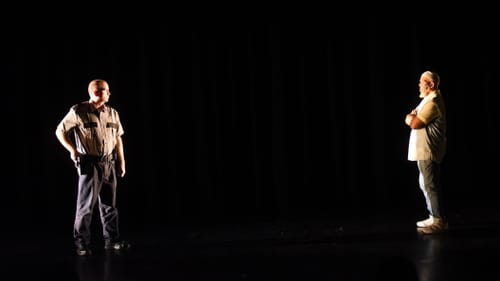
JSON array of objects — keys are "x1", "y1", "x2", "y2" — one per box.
[{"x1": 56, "y1": 101, "x2": 124, "y2": 156}]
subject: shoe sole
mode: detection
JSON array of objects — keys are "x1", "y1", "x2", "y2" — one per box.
[
  {"x1": 76, "y1": 250, "x2": 92, "y2": 256},
  {"x1": 104, "y1": 243, "x2": 131, "y2": 250},
  {"x1": 416, "y1": 226, "x2": 449, "y2": 235}
]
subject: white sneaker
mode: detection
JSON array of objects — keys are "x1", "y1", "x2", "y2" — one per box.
[
  {"x1": 416, "y1": 216, "x2": 434, "y2": 228},
  {"x1": 417, "y1": 218, "x2": 448, "y2": 235}
]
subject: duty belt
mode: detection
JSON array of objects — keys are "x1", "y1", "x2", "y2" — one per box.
[{"x1": 80, "y1": 154, "x2": 114, "y2": 162}]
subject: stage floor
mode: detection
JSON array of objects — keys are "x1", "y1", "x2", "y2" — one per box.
[{"x1": 4, "y1": 209, "x2": 500, "y2": 281}]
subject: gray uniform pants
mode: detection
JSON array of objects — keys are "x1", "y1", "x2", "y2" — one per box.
[{"x1": 73, "y1": 155, "x2": 119, "y2": 247}]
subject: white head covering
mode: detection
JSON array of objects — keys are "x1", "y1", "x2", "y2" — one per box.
[{"x1": 421, "y1": 71, "x2": 440, "y2": 89}]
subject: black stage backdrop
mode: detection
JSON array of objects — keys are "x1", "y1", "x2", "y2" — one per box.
[{"x1": 3, "y1": 14, "x2": 499, "y2": 235}]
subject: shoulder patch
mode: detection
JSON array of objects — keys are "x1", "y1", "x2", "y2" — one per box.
[{"x1": 73, "y1": 102, "x2": 92, "y2": 114}]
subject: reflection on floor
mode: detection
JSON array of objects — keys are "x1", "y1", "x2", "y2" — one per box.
[{"x1": 4, "y1": 211, "x2": 500, "y2": 281}]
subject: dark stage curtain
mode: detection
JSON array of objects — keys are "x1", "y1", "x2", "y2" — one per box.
[{"x1": 3, "y1": 17, "x2": 499, "y2": 234}]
